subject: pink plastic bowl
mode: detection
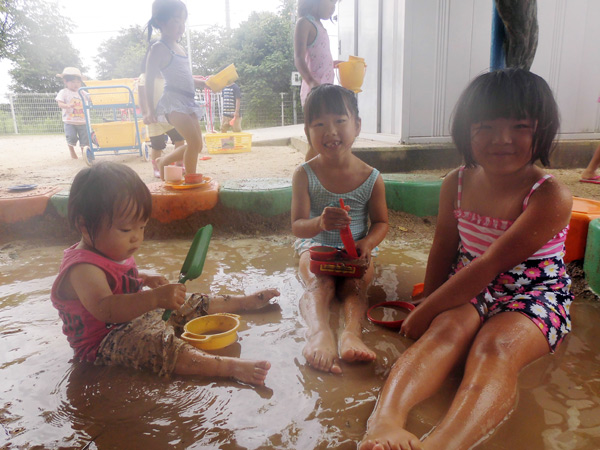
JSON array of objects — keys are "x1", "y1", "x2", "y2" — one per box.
[{"x1": 184, "y1": 173, "x2": 203, "y2": 184}]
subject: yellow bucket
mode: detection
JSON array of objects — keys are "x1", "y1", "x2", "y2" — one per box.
[
  {"x1": 337, "y1": 58, "x2": 366, "y2": 93},
  {"x1": 181, "y1": 313, "x2": 241, "y2": 350},
  {"x1": 206, "y1": 64, "x2": 239, "y2": 92},
  {"x1": 348, "y1": 55, "x2": 365, "y2": 63},
  {"x1": 85, "y1": 78, "x2": 138, "y2": 105}
]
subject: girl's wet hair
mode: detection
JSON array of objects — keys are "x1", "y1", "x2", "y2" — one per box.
[
  {"x1": 298, "y1": 0, "x2": 322, "y2": 17},
  {"x1": 451, "y1": 68, "x2": 560, "y2": 167},
  {"x1": 304, "y1": 84, "x2": 359, "y2": 124},
  {"x1": 68, "y1": 162, "x2": 152, "y2": 245},
  {"x1": 147, "y1": 0, "x2": 187, "y2": 42}
]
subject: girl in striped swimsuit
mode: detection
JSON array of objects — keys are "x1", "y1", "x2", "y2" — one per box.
[{"x1": 360, "y1": 69, "x2": 573, "y2": 450}]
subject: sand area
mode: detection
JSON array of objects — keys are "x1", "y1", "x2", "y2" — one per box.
[{"x1": 0, "y1": 133, "x2": 599, "y2": 244}]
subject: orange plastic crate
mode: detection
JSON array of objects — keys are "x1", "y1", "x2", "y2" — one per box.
[{"x1": 564, "y1": 197, "x2": 600, "y2": 263}]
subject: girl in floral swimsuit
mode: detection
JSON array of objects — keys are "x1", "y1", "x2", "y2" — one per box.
[{"x1": 360, "y1": 68, "x2": 573, "y2": 450}]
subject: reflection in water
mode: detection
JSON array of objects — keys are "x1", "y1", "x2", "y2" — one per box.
[{"x1": 0, "y1": 238, "x2": 599, "y2": 449}]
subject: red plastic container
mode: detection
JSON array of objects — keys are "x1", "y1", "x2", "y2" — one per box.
[
  {"x1": 309, "y1": 248, "x2": 368, "y2": 278},
  {"x1": 309, "y1": 245, "x2": 338, "y2": 261}
]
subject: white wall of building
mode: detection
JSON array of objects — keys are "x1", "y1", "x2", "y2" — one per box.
[{"x1": 337, "y1": 0, "x2": 600, "y2": 142}]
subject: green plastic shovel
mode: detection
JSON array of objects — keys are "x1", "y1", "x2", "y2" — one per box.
[{"x1": 162, "y1": 224, "x2": 213, "y2": 321}]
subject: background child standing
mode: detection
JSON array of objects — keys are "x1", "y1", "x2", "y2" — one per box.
[
  {"x1": 145, "y1": 0, "x2": 207, "y2": 180},
  {"x1": 138, "y1": 43, "x2": 185, "y2": 178},
  {"x1": 220, "y1": 81, "x2": 242, "y2": 133},
  {"x1": 360, "y1": 68, "x2": 573, "y2": 450},
  {"x1": 291, "y1": 84, "x2": 388, "y2": 374},
  {"x1": 55, "y1": 67, "x2": 88, "y2": 160},
  {"x1": 294, "y1": 0, "x2": 338, "y2": 161},
  {"x1": 51, "y1": 161, "x2": 279, "y2": 385}
]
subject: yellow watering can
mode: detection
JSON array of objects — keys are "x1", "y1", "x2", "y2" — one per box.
[{"x1": 337, "y1": 56, "x2": 366, "y2": 93}]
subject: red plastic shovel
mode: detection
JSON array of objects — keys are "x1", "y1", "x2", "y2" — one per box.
[{"x1": 339, "y1": 199, "x2": 359, "y2": 258}]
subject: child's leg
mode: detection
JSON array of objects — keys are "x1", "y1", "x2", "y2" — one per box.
[
  {"x1": 359, "y1": 304, "x2": 480, "y2": 450},
  {"x1": 64, "y1": 124, "x2": 78, "y2": 159},
  {"x1": 220, "y1": 117, "x2": 232, "y2": 133},
  {"x1": 168, "y1": 290, "x2": 280, "y2": 329},
  {"x1": 158, "y1": 112, "x2": 202, "y2": 175},
  {"x1": 205, "y1": 289, "x2": 280, "y2": 314},
  {"x1": 422, "y1": 312, "x2": 549, "y2": 450},
  {"x1": 337, "y1": 261, "x2": 376, "y2": 362},
  {"x1": 67, "y1": 144, "x2": 78, "y2": 159},
  {"x1": 298, "y1": 251, "x2": 341, "y2": 374},
  {"x1": 581, "y1": 144, "x2": 600, "y2": 179},
  {"x1": 174, "y1": 345, "x2": 270, "y2": 386}
]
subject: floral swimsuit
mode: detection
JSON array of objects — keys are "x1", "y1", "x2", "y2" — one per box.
[{"x1": 452, "y1": 167, "x2": 572, "y2": 351}]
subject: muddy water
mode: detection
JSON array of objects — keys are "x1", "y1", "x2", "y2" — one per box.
[{"x1": 0, "y1": 237, "x2": 599, "y2": 449}]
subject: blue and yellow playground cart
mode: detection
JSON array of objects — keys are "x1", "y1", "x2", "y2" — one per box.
[{"x1": 78, "y1": 79, "x2": 150, "y2": 166}]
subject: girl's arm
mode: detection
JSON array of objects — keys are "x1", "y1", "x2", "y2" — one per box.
[
  {"x1": 291, "y1": 165, "x2": 322, "y2": 237},
  {"x1": 422, "y1": 171, "x2": 461, "y2": 296},
  {"x1": 402, "y1": 177, "x2": 573, "y2": 338},
  {"x1": 144, "y1": 43, "x2": 169, "y2": 123},
  {"x1": 294, "y1": 18, "x2": 319, "y2": 89},
  {"x1": 68, "y1": 263, "x2": 186, "y2": 324},
  {"x1": 56, "y1": 100, "x2": 70, "y2": 110},
  {"x1": 193, "y1": 77, "x2": 207, "y2": 90},
  {"x1": 355, "y1": 175, "x2": 389, "y2": 258}
]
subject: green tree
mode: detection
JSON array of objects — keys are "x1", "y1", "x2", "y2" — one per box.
[
  {"x1": 4, "y1": 0, "x2": 84, "y2": 92},
  {"x1": 95, "y1": 26, "x2": 147, "y2": 80},
  {"x1": 197, "y1": 1, "x2": 297, "y2": 127}
]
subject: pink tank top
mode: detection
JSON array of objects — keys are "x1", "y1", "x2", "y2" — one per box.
[
  {"x1": 454, "y1": 167, "x2": 568, "y2": 259},
  {"x1": 51, "y1": 244, "x2": 143, "y2": 362},
  {"x1": 300, "y1": 15, "x2": 334, "y2": 105}
]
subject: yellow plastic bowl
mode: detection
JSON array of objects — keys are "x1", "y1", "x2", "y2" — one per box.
[{"x1": 181, "y1": 313, "x2": 241, "y2": 350}]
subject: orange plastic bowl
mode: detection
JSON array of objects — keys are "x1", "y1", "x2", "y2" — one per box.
[{"x1": 309, "y1": 245, "x2": 338, "y2": 261}]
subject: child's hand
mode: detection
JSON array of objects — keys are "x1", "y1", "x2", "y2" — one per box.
[
  {"x1": 400, "y1": 302, "x2": 434, "y2": 339},
  {"x1": 354, "y1": 241, "x2": 371, "y2": 260},
  {"x1": 154, "y1": 283, "x2": 187, "y2": 311},
  {"x1": 319, "y1": 206, "x2": 351, "y2": 231},
  {"x1": 144, "y1": 112, "x2": 157, "y2": 124},
  {"x1": 143, "y1": 275, "x2": 169, "y2": 289}
]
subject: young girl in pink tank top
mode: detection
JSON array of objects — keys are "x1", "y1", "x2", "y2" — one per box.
[
  {"x1": 360, "y1": 69, "x2": 573, "y2": 450},
  {"x1": 294, "y1": 0, "x2": 339, "y2": 161},
  {"x1": 51, "y1": 162, "x2": 279, "y2": 385}
]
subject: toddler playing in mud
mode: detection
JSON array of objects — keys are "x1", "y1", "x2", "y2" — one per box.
[{"x1": 51, "y1": 161, "x2": 279, "y2": 385}]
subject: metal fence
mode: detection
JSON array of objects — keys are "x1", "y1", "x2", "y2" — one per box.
[{"x1": 0, "y1": 90, "x2": 304, "y2": 135}]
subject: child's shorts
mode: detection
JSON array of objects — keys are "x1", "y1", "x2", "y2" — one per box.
[
  {"x1": 94, "y1": 293, "x2": 210, "y2": 377},
  {"x1": 64, "y1": 123, "x2": 89, "y2": 147},
  {"x1": 149, "y1": 127, "x2": 184, "y2": 150},
  {"x1": 452, "y1": 248, "x2": 573, "y2": 352}
]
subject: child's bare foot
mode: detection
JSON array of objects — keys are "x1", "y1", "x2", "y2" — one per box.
[
  {"x1": 68, "y1": 146, "x2": 78, "y2": 159},
  {"x1": 155, "y1": 157, "x2": 166, "y2": 180},
  {"x1": 230, "y1": 359, "x2": 271, "y2": 386},
  {"x1": 340, "y1": 330, "x2": 376, "y2": 362},
  {"x1": 303, "y1": 329, "x2": 342, "y2": 374},
  {"x1": 581, "y1": 170, "x2": 598, "y2": 180},
  {"x1": 359, "y1": 420, "x2": 423, "y2": 450}
]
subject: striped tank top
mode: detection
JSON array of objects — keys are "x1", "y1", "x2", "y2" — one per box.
[{"x1": 454, "y1": 166, "x2": 568, "y2": 259}]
